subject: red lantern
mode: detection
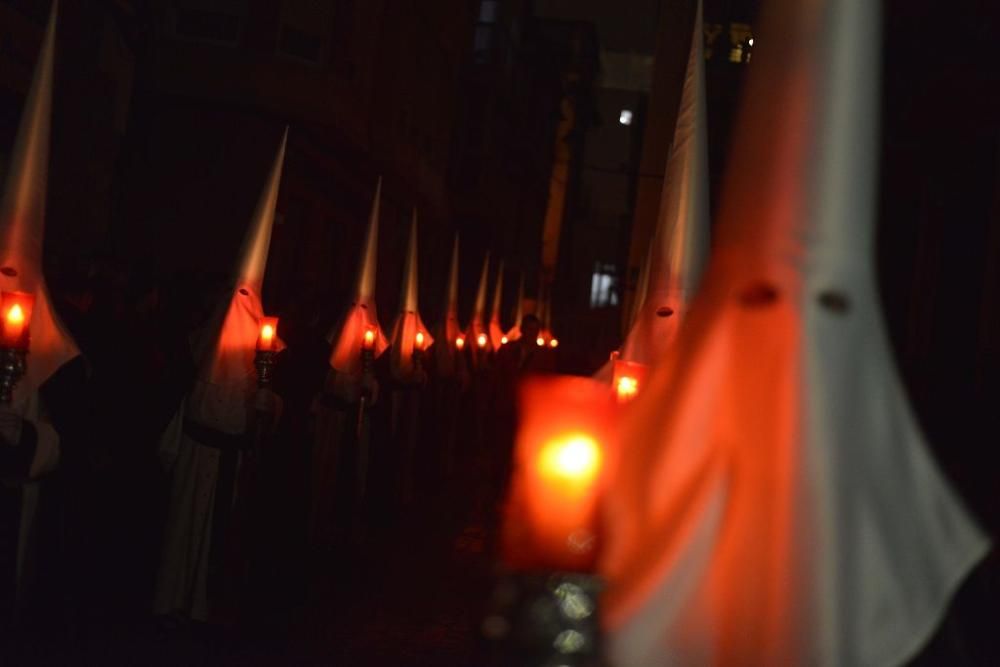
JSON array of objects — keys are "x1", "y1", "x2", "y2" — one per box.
[
  {"x1": 256, "y1": 316, "x2": 279, "y2": 351},
  {"x1": 0, "y1": 291, "x2": 35, "y2": 349},
  {"x1": 502, "y1": 376, "x2": 616, "y2": 572},
  {"x1": 612, "y1": 359, "x2": 649, "y2": 404}
]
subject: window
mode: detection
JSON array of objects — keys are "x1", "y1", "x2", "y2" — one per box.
[{"x1": 590, "y1": 263, "x2": 619, "y2": 308}]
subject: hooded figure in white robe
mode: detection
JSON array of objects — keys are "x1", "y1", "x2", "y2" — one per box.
[
  {"x1": 596, "y1": 0, "x2": 709, "y2": 386},
  {"x1": 0, "y1": 2, "x2": 81, "y2": 617},
  {"x1": 310, "y1": 179, "x2": 386, "y2": 547},
  {"x1": 154, "y1": 130, "x2": 287, "y2": 622},
  {"x1": 601, "y1": 0, "x2": 990, "y2": 664},
  {"x1": 429, "y1": 234, "x2": 468, "y2": 477},
  {"x1": 387, "y1": 211, "x2": 432, "y2": 503}
]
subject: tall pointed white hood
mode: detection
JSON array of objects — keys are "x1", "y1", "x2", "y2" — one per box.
[
  {"x1": 433, "y1": 234, "x2": 465, "y2": 376},
  {"x1": 328, "y1": 178, "x2": 389, "y2": 374},
  {"x1": 196, "y1": 128, "x2": 287, "y2": 384},
  {"x1": 505, "y1": 273, "x2": 525, "y2": 341},
  {"x1": 488, "y1": 260, "x2": 505, "y2": 349},
  {"x1": 619, "y1": 0, "x2": 709, "y2": 367},
  {"x1": 601, "y1": 0, "x2": 988, "y2": 665},
  {"x1": 390, "y1": 210, "x2": 433, "y2": 378},
  {"x1": 467, "y1": 252, "x2": 491, "y2": 354},
  {"x1": 0, "y1": 3, "x2": 78, "y2": 397}
]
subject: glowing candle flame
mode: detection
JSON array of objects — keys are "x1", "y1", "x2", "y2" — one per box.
[
  {"x1": 256, "y1": 316, "x2": 279, "y2": 351},
  {"x1": 0, "y1": 291, "x2": 34, "y2": 348},
  {"x1": 415, "y1": 331, "x2": 425, "y2": 350},
  {"x1": 455, "y1": 336, "x2": 465, "y2": 350},
  {"x1": 616, "y1": 375, "x2": 639, "y2": 402},
  {"x1": 363, "y1": 328, "x2": 376, "y2": 350},
  {"x1": 501, "y1": 335, "x2": 509, "y2": 345},
  {"x1": 549, "y1": 338, "x2": 559, "y2": 349},
  {"x1": 538, "y1": 433, "x2": 602, "y2": 485},
  {"x1": 536, "y1": 336, "x2": 545, "y2": 347},
  {"x1": 7, "y1": 304, "x2": 24, "y2": 326},
  {"x1": 477, "y1": 333, "x2": 488, "y2": 348}
]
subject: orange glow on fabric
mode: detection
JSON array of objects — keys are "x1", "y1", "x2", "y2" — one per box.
[
  {"x1": 256, "y1": 316, "x2": 278, "y2": 351},
  {"x1": 0, "y1": 291, "x2": 35, "y2": 348},
  {"x1": 503, "y1": 376, "x2": 616, "y2": 572}
]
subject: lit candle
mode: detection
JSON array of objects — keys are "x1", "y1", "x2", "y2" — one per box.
[
  {"x1": 612, "y1": 359, "x2": 649, "y2": 404},
  {"x1": 477, "y1": 333, "x2": 488, "y2": 349},
  {"x1": 455, "y1": 335, "x2": 466, "y2": 350},
  {"x1": 415, "y1": 331, "x2": 425, "y2": 350},
  {"x1": 549, "y1": 338, "x2": 559, "y2": 349},
  {"x1": 363, "y1": 327, "x2": 376, "y2": 351},
  {"x1": 536, "y1": 336, "x2": 545, "y2": 347},
  {"x1": 502, "y1": 376, "x2": 615, "y2": 572},
  {"x1": 0, "y1": 291, "x2": 35, "y2": 349},
  {"x1": 616, "y1": 376, "x2": 638, "y2": 402},
  {"x1": 501, "y1": 335, "x2": 509, "y2": 345},
  {"x1": 257, "y1": 316, "x2": 278, "y2": 351}
]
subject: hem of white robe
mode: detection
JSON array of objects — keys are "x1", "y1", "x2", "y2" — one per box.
[{"x1": 871, "y1": 537, "x2": 991, "y2": 667}]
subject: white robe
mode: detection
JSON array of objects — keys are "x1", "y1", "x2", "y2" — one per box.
[{"x1": 154, "y1": 379, "x2": 250, "y2": 620}]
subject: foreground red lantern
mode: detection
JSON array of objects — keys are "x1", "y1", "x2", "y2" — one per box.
[
  {"x1": 0, "y1": 291, "x2": 35, "y2": 349},
  {"x1": 502, "y1": 376, "x2": 616, "y2": 572}
]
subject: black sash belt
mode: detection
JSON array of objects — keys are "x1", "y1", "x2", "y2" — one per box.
[{"x1": 183, "y1": 420, "x2": 248, "y2": 452}]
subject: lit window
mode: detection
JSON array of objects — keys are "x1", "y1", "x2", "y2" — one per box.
[
  {"x1": 619, "y1": 109, "x2": 633, "y2": 126},
  {"x1": 590, "y1": 263, "x2": 619, "y2": 309}
]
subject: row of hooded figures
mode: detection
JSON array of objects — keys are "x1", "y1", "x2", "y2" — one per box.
[
  {"x1": 2, "y1": 0, "x2": 998, "y2": 664},
  {"x1": 0, "y1": 2, "x2": 561, "y2": 653}
]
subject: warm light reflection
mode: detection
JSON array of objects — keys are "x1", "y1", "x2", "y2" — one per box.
[
  {"x1": 7, "y1": 304, "x2": 24, "y2": 326},
  {"x1": 536, "y1": 336, "x2": 545, "y2": 347},
  {"x1": 616, "y1": 375, "x2": 639, "y2": 402},
  {"x1": 455, "y1": 336, "x2": 466, "y2": 350},
  {"x1": 477, "y1": 333, "x2": 488, "y2": 348},
  {"x1": 549, "y1": 338, "x2": 559, "y2": 348}
]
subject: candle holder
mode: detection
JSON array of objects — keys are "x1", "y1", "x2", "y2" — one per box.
[
  {"x1": 483, "y1": 571, "x2": 605, "y2": 666},
  {"x1": 253, "y1": 349, "x2": 276, "y2": 389},
  {"x1": 0, "y1": 346, "x2": 27, "y2": 404}
]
